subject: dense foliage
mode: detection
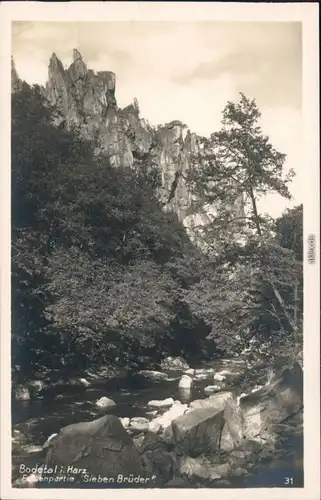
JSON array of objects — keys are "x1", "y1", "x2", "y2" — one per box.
[
  {"x1": 185, "y1": 93, "x2": 303, "y2": 359},
  {"x1": 11, "y1": 85, "x2": 303, "y2": 382},
  {"x1": 11, "y1": 84, "x2": 210, "y2": 379}
]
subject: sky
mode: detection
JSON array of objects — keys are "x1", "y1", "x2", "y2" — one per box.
[{"x1": 12, "y1": 21, "x2": 302, "y2": 217}]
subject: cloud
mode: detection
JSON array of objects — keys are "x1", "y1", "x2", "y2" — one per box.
[{"x1": 172, "y1": 22, "x2": 302, "y2": 110}]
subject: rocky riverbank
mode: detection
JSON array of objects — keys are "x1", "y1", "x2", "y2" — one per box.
[{"x1": 12, "y1": 357, "x2": 303, "y2": 489}]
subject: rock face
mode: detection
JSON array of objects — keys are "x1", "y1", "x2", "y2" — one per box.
[
  {"x1": 44, "y1": 415, "x2": 146, "y2": 484},
  {"x1": 12, "y1": 50, "x2": 244, "y2": 229},
  {"x1": 239, "y1": 362, "x2": 303, "y2": 443},
  {"x1": 11, "y1": 57, "x2": 21, "y2": 92}
]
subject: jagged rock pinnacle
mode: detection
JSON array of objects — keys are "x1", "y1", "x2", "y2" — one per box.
[
  {"x1": 49, "y1": 53, "x2": 64, "y2": 73},
  {"x1": 11, "y1": 56, "x2": 21, "y2": 91},
  {"x1": 50, "y1": 52, "x2": 59, "y2": 63},
  {"x1": 73, "y1": 49, "x2": 82, "y2": 62}
]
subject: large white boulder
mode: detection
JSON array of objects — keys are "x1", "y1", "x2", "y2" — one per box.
[
  {"x1": 148, "y1": 401, "x2": 188, "y2": 433},
  {"x1": 178, "y1": 375, "x2": 193, "y2": 389},
  {"x1": 147, "y1": 397, "x2": 174, "y2": 408}
]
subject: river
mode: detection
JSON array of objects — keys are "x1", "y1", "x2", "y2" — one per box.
[{"x1": 11, "y1": 359, "x2": 303, "y2": 488}]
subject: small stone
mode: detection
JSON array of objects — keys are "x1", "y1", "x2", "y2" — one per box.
[
  {"x1": 204, "y1": 385, "x2": 221, "y2": 395},
  {"x1": 95, "y1": 396, "x2": 116, "y2": 408},
  {"x1": 214, "y1": 373, "x2": 226, "y2": 382},
  {"x1": 23, "y1": 445, "x2": 43, "y2": 454},
  {"x1": 147, "y1": 397, "x2": 174, "y2": 408}
]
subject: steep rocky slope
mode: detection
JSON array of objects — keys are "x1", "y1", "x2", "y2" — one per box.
[{"x1": 12, "y1": 49, "x2": 244, "y2": 228}]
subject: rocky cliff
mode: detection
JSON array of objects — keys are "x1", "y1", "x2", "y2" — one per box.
[{"x1": 12, "y1": 49, "x2": 244, "y2": 229}]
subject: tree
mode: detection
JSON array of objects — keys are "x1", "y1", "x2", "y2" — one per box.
[
  {"x1": 187, "y1": 93, "x2": 298, "y2": 337},
  {"x1": 11, "y1": 82, "x2": 205, "y2": 376}
]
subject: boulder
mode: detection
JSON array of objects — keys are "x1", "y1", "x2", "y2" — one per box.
[
  {"x1": 137, "y1": 370, "x2": 169, "y2": 381},
  {"x1": 240, "y1": 362, "x2": 303, "y2": 443},
  {"x1": 148, "y1": 401, "x2": 188, "y2": 434},
  {"x1": 140, "y1": 432, "x2": 177, "y2": 484},
  {"x1": 178, "y1": 375, "x2": 193, "y2": 389},
  {"x1": 15, "y1": 385, "x2": 30, "y2": 401},
  {"x1": 45, "y1": 415, "x2": 147, "y2": 483},
  {"x1": 184, "y1": 368, "x2": 195, "y2": 376},
  {"x1": 189, "y1": 391, "x2": 234, "y2": 411},
  {"x1": 172, "y1": 407, "x2": 225, "y2": 457},
  {"x1": 204, "y1": 385, "x2": 221, "y2": 395},
  {"x1": 160, "y1": 357, "x2": 190, "y2": 371},
  {"x1": 220, "y1": 397, "x2": 243, "y2": 451},
  {"x1": 147, "y1": 397, "x2": 174, "y2": 408},
  {"x1": 95, "y1": 396, "x2": 116, "y2": 408}
]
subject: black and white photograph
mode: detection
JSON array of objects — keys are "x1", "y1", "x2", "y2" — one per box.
[{"x1": 0, "y1": 2, "x2": 319, "y2": 499}]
